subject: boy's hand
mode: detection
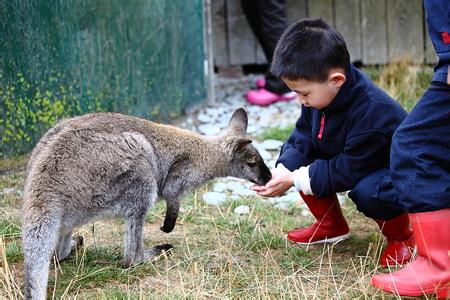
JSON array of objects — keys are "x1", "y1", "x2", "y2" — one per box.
[{"x1": 252, "y1": 167, "x2": 294, "y2": 197}]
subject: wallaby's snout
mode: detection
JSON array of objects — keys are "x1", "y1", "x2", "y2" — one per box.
[
  {"x1": 257, "y1": 161, "x2": 272, "y2": 185},
  {"x1": 230, "y1": 141, "x2": 272, "y2": 186}
]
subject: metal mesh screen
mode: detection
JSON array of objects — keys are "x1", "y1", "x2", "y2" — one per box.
[{"x1": 0, "y1": 0, "x2": 206, "y2": 157}]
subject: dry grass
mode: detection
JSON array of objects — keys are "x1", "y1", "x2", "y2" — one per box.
[
  {"x1": 1, "y1": 169, "x2": 402, "y2": 299},
  {"x1": 364, "y1": 60, "x2": 433, "y2": 112}
]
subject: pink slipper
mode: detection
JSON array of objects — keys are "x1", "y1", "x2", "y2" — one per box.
[
  {"x1": 245, "y1": 88, "x2": 296, "y2": 106},
  {"x1": 256, "y1": 78, "x2": 266, "y2": 89}
]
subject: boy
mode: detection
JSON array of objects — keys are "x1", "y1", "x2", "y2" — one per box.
[{"x1": 252, "y1": 18, "x2": 413, "y2": 267}]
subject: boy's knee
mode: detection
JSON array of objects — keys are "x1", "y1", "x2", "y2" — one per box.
[
  {"x1": 349, "y1": 169, "x2": 402, "y2": 220},
  {"x1": 349, "y1": 179, "x2": 376, "y2": 217}
]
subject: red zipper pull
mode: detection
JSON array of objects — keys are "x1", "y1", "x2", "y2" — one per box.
[{"x1": 318, "y1": 113, "x2": 325, "y2": 140}]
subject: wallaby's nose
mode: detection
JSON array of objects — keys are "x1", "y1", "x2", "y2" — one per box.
[
  {"x1": 259, "y1": 164, "x2": 272, "y2": 185},
  {"x1": 262, "y1": 172, "x2": 272, "y2": 185}
]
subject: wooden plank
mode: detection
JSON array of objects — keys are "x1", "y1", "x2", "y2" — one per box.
[
  {"x1": 387, "y1": 0, "x2": 424, "y2": 63},
  {"x1": 335, "y1": 0, "x2": 362, "y2": 62},
  {"x1": 308, "y1": 0, "x2": 334, "y2": 26},
  {"x1": 211, "y1": 0, "x2": 228, "y2": 67},
  {"x1": 286, "y1": 0, "x2": 307, "y2": 23},
  {"x1": 256, "y1": 0, "x2": 308, "y2": 64},
  {"x1": 226, "y1": 0, "x2": 257, "y2": 66},
  {"x1": 361, "y1": 0, "x2": 388, "y2": 64},
  {"x1": 255, "y1": 43, "x2": 267, "y2": 64},
  {"x1": 424, "y1": 14, "x2": 438, "y2": 64}
]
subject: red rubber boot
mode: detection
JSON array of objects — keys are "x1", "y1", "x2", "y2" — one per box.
[
  {"x1": 371, "y1": 209, "x2": 450, "y2": 298},
  {"x1": 287, "y1": 192, "x2": 350, "y2": 245},
  {"x1": 375, "y1": 213, "x2": 415, "y2": 267}
]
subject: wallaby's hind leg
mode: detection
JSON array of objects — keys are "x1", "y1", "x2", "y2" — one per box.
[
  {"x1": 121, "y1": 181, "x2": 157, "y2": 268},
  {"x1": 122, "y1": 213, "x2": 173, "y2": 268},
  {"x1": 144, "y1": 243, "x2": 174, "y2": 260},
  {"x1": 56, "y1": 231, "x2": 84, "y2": 261},
  {"x1": 23, "y1": 218, "x2": 60, "y2": 300},
  {"x1": 122, "y1": 213, "x2": 146, "y2": 268}
]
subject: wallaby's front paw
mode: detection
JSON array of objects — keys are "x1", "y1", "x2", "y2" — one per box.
[
  {"x1": 161, "y1": 215, "x2": 177, "y2": 233},
  {"x1": 160, "y1": 225, "x2": 174, "y2": 233}
]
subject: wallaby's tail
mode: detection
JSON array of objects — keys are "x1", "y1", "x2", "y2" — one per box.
[{"x1": 22, "y1": 213, "x2": 60, "y2": 300}]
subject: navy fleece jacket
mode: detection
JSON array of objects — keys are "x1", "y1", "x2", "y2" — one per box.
[{"x1": 276, "y1": 65, "x2": 407, "y2": 198}]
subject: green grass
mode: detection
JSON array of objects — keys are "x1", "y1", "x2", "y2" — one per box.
[
  {"x1": 257, "y1": 125, "x2": 295, "y2": 141},
  {"x1": 0, "y1": 215, "x2": 21, "y2": 239}
]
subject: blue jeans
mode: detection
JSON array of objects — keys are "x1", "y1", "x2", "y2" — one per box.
[
  {"x1": 349, "y1": 168, "x2": 405, "y2": 220},
  {"x1": 390, "y1": 83, "x2": 450, "y2": 213}
]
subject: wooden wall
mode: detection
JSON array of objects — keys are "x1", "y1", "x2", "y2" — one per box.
[{"x1": 211, "y1": 0, "x2": 437, "y2": 67}]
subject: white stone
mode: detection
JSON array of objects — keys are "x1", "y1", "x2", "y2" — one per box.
[
  {"x1": 213, "y1": 182, "x2": 228, "y2": 193},
  {"x1": 257, "y1": 148, "x2": 272, "y2": 161},
  {"x1": 197, "y1": 113, "x2": 212, "y2": 123},
  {"x1": 337, "y1": 192, "x2": 349, "y2": 205},
  {"x1": 267, "y1": 159, "x2": 277, "y2": 169},
  {"x1": 216, "y1": 120, "x2": 229, "y2": 130},
  {"x1": 202, "y1": 192, "x2": 227, "y2": 206},
  {"x1": 232, "y1": 186, "x2": 255, "y2": 197},
  {"x1": 197, "y1": 124, "x2": 220, "y2": 136},
  {"x1": 224, "y1": 181, "x2": 246, "y2": 192},
  {"x1": 246, "y1": 106, "x2": 261, "y2": 115},
  {"x1": 260, "y1": 139, "x2": 284, "y2": 151},
  {"x1": 234, "y1": 205, "x2": 250, "y2": 215},
  {"x1": 301, "y1": 209, "x2": 311, "y2": 217},
  {"x1": 205, "y1": 107, "x2": 221, "y2": 117},
  {"x1": 260, "y1": 199, "x2": 274, "y2": 206},
  {"x1": 252, "y1": 142, "x2": 264, "y2": 152},
  {"x1": 2, "y1": 188, "x2": 15, "y2": 194},
  {"x1": 229, "y1": 194, "x2": 240, "y2": 200},
  {"x1": 274, "y1": 202, "x2": 291, "y2": 210},
  {"x1": 247, "y1": 124, "x2": 258, "y2": 134},
  {"x1": 266, "y1": 198, "x2": 279, "y2": 205},
  {"x1": 277, "y1": 192, "x2": 299, "y2": 204}
]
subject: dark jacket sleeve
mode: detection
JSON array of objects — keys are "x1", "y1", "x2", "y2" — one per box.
[
  {"x1": 276, "y1": 107, "x2": 316, "y2": 171},
  {"x1": 309, "y1": 131, "x2": 391, "y2": 198}
]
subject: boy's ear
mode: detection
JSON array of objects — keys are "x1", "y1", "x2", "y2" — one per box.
[
  {"x1": 228, "y1": 108, "x2": 248, "y2": 136},
  {"x1": 328, "y1": 72, "x2": 346, "y2": 88}
]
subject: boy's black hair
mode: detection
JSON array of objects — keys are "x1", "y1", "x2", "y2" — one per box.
[{"x1": 271, "y1": 18, "x2": 350, "y2": 82}]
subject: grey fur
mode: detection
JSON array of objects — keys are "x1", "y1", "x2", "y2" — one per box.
[{"x1": 22, "y1": 108, "x2": 271, "y2": 299}]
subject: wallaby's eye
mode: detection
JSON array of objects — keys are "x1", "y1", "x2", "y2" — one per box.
[{"x1": 247, "y1": 162, "x2": 257, "y2": 168}]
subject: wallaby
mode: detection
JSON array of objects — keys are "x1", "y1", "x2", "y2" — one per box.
[{"x1": 21, "y1": 108, "x2": 271, "y2": 299}]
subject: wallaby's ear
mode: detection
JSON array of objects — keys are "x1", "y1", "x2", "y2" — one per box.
[
  {"x1": 228, "y1": 108, "x2": 248, "y2": 136},
  {"x1": 232, "y1": 138, "x2": 252, "y2": 153}
]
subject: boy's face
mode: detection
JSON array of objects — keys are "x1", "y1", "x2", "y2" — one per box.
[{"x1": 282, "y1": 71, "x2": 346, "y2": 110}]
